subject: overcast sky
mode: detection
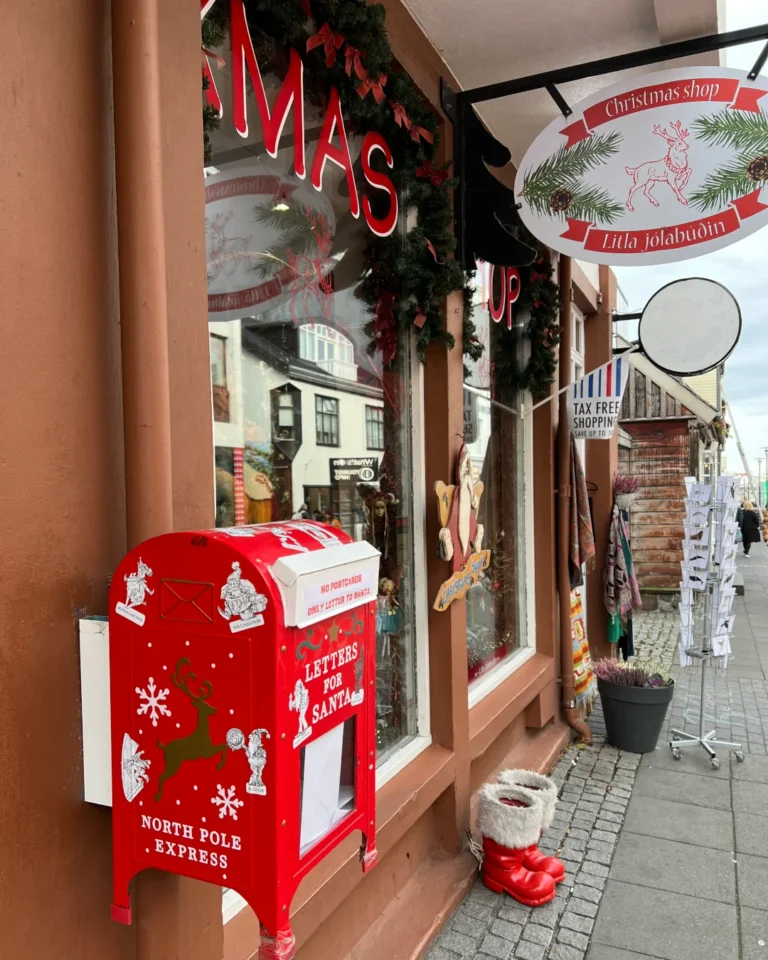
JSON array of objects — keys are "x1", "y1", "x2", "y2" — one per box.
[{"x1": 614, "y1": 0, "x2": 768, "y2": 478}]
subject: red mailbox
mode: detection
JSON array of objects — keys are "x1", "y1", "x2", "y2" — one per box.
[{"x1": 109, "y1": 521, "x2": 380, "y2": 958}]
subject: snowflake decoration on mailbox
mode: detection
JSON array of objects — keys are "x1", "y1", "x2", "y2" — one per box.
[
  {"x1": 433, "y1": 444, "x2": 491, "y2": 611},
  {"x1": 109, "y1": 521, "x2": 380, "y2": 959}
]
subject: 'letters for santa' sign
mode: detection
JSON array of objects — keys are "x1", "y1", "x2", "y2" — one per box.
[{"x1": 515, "y1": 67, "x2": 768, "y2": 265}]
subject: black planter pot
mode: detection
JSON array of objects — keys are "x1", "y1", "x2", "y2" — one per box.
[{"x1": 597, "y1": 677, "x2": 675, "y2": 754}]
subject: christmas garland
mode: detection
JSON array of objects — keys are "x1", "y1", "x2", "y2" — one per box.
[
  {"x1": 490, "y1": 228, "x2": 561, "y2": 400},
  {"x1": 201, "y1": 0, "x2": 480, "y2": 364}
]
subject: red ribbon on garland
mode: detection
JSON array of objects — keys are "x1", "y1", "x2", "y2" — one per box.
[
  {"x1": 533, "y1": 300, "x2": 547, "y2": 310},
  {"x1": 358, "y1": 74, "x2": 388, "y2": 103},
  {"x1": 345, "y1": 46, "x2": 367, "y2": 79},
  {"x1": 390, "y1": 101, "x2": 412, "y2": 131},
  {"x1": 307, "y1": 23, "x2": 344, "y2": 67},
  {"x1": 425, "y1": 238, "x2": 445, "y2": 264},
  {"x1": 299, "y1": 0, "x2": 314, "y2": 19},
  {"x1": 410, "y1": 124, "x2": 434, "y2": 145},
  {"x1": 374, "y1": 293, "x2": 398, "y2": 365},
  {"x1": 416, "y1": 160, "x2": 448, "y2": 186},
  {"x1": 530, "y1": 270, "x2": 548, "y2": 282}
]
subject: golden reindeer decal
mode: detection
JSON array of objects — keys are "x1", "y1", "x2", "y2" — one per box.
[{"x1": 154, "y1": 658, "x2": 227, "y2": 801}]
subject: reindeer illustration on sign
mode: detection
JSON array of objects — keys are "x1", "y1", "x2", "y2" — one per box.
[
  {"x1": 625, "y1": 121, "x2": 692, "y2": 212},
  {"x1": 154, "y1": 658, "x2": 227, "y2": 801}
]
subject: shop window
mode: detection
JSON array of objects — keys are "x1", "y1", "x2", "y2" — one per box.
[
  {"x1": 205, "y1": 39, "x2": 423, "y2": 768},
  {"x1": 365, "y1": 406, "x2": 384, "y2": 451},
  {"x1": 210, "y1": 333, "x2": 230, "y2": 423},
  {"x1": 464, "y1": 263, "x2": 532, "y2": 691},
  {"x1": 315, "y1": 395, "x2": 340, "y2": 446}
]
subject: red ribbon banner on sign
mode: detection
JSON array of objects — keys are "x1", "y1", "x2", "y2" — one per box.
[
  {"x1": 560, "y1": 188, "x2": 768, "y2": 254},
  {"x1": 560, "y1": 78, "x2": 768, "y2": 147}
]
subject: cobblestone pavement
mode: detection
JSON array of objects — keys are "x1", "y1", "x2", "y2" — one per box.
[{"x1": 426, "y1": 549, "x2": 768, "y2": 960}]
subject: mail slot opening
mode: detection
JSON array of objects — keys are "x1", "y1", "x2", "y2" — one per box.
[{"x1": 299, "y1": 716, "x2": 356, "y2": 855}]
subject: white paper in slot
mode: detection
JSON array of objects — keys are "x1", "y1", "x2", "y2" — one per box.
[{"x1": 299, "y1": 722, "x2": 345, "y2": 854}]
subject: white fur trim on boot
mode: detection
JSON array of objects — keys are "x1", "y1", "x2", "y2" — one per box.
[
  {"x1": 497, "y1": 769, "x2": 558, "y2": 830},
  {"x1": 477, "y1": 783, "x2": 544, "y2": 850}
]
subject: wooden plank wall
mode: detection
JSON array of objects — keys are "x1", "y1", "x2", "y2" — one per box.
[{"x1": 618, "y1": 420, "x2": 693, "y2": 589}]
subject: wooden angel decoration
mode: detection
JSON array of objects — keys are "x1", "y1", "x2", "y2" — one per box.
[{"x1": 433, "y1": 444, "x2": 491, "y2": 611}]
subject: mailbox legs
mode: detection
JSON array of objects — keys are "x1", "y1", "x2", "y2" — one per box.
[{"x1": 258, "y1": 921, "x2": 296, "y2": 960}]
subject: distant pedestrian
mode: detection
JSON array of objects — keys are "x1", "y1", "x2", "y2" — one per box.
[{"x1": 740, "y1": 500, "x2": 761, "y2": 557}]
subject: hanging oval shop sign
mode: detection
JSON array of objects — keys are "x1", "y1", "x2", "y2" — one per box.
[{"x1": 514, "y1": 66, "x2": 768, "y2": 265}]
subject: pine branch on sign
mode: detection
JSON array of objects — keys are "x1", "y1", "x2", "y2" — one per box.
[
  {"x1": 692, "y1": 110, "x2": 768, "y2": 154},
  {"x1": 520, "y1": 131, "x2": 623, "y2": 219},
  {"x1": 689, "y1": 151, "x2": 763, "y2": 212}
]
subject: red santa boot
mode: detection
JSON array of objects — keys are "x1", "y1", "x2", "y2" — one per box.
[
  {"x1": 477, "y1": 784, "x2": 556, "y2": 907},
  {"x1": 498, "y1": 769, "x2": 565, "y2": 884}
]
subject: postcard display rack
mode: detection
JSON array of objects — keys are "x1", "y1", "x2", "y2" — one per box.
[{"x1": 671, "y1": 476, "x2": 745, "y2": 769}]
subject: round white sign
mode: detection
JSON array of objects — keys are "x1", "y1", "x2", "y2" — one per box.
[
  {"x1": 638, "y1": 277, "x2": 741, "y2": 377},
  {"x1": 514, "y1": 67, "x2": 768, "y2": 265}
]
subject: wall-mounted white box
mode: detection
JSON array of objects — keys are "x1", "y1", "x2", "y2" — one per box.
[{"x1": 79, "y1": 617, "x2": 112, "y2": 806}]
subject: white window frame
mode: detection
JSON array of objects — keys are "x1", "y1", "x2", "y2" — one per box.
[
  {"x1": 468, "y1": 397, "x2": 537, "y2": 708},
  {"x1": 223, "y1": 339, "x2": 432, "y2": 924}
]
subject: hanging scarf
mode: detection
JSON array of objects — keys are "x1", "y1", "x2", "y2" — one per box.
[
  {"x1": 571, "y1": 591, "x2": 596, "y2": 708},
  {"x1": 604, "y1": 504, "x2": 641, "y2": 641},
  {"x1": 569, "y1": 436, "x2": 595, "y2": 588}
]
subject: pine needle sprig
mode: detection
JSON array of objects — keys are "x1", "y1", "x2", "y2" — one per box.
[
  {"x1": 689, "y1": 150, "x2": 760, "y2": 212},
  {"x1": 692, "y1": 110, "x2": 768, "y2": 154},
  {"x1": 565, "y1": 184, "x2": 625, "y2": 224},
  {"x1": 521, "y1": 132, "x2": 623, "y2": 199}
]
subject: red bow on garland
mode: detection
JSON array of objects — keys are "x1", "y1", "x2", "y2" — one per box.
[
  {"x1": 345, "y1": 46, "x2": 367, "y2": 79},
  {"x1": 307, "y1": 23, "x2": 344, "y2": 68},
  {"x1": 358, "y1": 74, "x2": 388, "y2": 103},
  {"x1": 533, "y1": 300, "x2": 547, "y2": 310},
  {"x1": 299, "y1": 0, "x2": 314, "y2": 19},
  {"x1": 374, "y1": 293, "x2": 398, "y2": 365},
  {"x1": 410, "y1": 125, "x2": 434, "y2": 145},
  {"x1": 530, "y1": 270, "x2": 548, "y2": 282},
  {"x1": 416, "y1": 160, "x2": 448, "y2": 186}
]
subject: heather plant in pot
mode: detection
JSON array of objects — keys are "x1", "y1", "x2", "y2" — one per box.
[
  {"x1": 594, "y1": 659, "x2": 675, "y2": 754},
  {"x1": 614, "y1": 474, "x2": 640, "y2": 511}
]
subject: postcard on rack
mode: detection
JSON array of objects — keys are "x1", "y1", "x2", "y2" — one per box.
[
  {"x1": 685, "y1": 502, "x2": 711, "y2": 526},
  {"x1": 682, "y1": 567, "x2": 706, "y2": 591},
  {"x1": 684, "y1": 525, "x2": 710, "y2": 547},
  {"x1": 683, "y1": 544, "x2": 709, "y2": 565},
  {"x1": 712, "y1": 634, "x2": 731, "y2": 658},
  {"x1": 717, "y1": 475, "x2": 738, "y2": 505},
  {"x1": 686, "y1": 480, "x2": 712, "y2": 504},
  {"x1": 679, "y1": 584, "x2": 694, "y2": 608}
]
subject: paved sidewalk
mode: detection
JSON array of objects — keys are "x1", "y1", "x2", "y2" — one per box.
[{"x1": 426, "y1": 547, "x2": 768, "y2": 960}]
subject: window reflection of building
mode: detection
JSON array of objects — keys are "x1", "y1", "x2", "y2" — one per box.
[
  {"x1": 203, "y1": 54, "x2": 420, "y2": 762},
  {"x1": 463, "y1": 262, "x2": 528, "y2": 686}
]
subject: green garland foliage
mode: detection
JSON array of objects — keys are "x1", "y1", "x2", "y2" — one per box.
[
  {"x1": 491, "y1": 228, "x2": 561, "y2": 400},
  {"x1": 201, "y1": 0, "x2": 479, "y2": 362}
]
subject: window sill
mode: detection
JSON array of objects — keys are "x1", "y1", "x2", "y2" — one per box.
[
  {"x1": 468, "y1": 644, "x2": 536, "y2": 709},
  {"x1": 468, "y1": 652, "x2": 557, "y2": 762}
]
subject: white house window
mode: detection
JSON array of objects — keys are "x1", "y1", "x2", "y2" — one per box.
[
  {"x1": 299, "y1": 323, "x2": 357, "y2": 382},
  {"x1": 315, "y1": 395, "x2": 340, "y2": 446},
  {"x1": 365, "y1": 405, "x2": 384, "y2": 450}
]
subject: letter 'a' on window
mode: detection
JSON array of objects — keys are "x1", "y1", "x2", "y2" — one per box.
[
  {"x1": 203, "y1": 23, "x2": 420, "y2": 765},
  {"x1": 463, "y1": 264, "x2": 529, "y2": 688}
]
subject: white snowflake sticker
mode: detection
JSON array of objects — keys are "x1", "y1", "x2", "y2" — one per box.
[
  {"x1": 135, "y1": 677, "x2": 171, "y2": 726},
  {"x1": 212, "y1": 784, "x2": 244, "y2": 820}
]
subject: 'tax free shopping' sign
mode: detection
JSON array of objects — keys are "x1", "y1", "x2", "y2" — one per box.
[
  {"x1": 515, "y1": 67, "x2": 768, "y2": 265},
  {"x1": 566, "y1": 357, "x2": 629, "y2": 440}
]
